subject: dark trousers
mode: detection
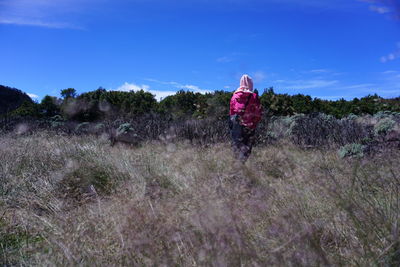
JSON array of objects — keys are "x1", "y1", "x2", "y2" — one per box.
[{"x1": 230, "y1": 119, "x2": 255, "y2": 162}]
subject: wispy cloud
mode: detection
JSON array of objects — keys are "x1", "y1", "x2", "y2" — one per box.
[
  {"x1": 0, "y1": 0, "x2": 89, "y2": 29},
  {"x1": 381, "y1": 70, "x2": 399, "y2": 74},
  {"x1": 274, "y1": 79, "x2": 339, "y2": 90},
  {"x1": 115, "y1": 82, "x2": 150, "y2": 92},
  {"x1": 145, "y1": 78, "x2": 212, "y2": 93},
  {"x1": 342, "y1": 83, "x2": 375, "y2": 89},
  {"x1": 369, "y1": 5, "x2": 391, "y2": 14},
  {"x1": 148, "y1": 90, "x2": 179, "y2": 101},
  {"x1": 271, "y1": 67, "x2": 398, "y2": 99},
  {"x1": 309, "y1": 69, "x2": 331, "y2": 73},
  {"x1": 117, "y1": 80, "x2": 212, "y2": 101},
  {"x1": 381, "y1": 42, "x2": 400, "y2": 62},
  {"x1": 0, "y1": 18, "x2": 81, "y2": 29},
  {"x1": 360, "y1": 0, "x2": 400, "y2": 19},
  {"x1": 114, "y1": 82, "x2": 176, "y2": 101},
  {"x1": 216, "y1": 56, "x2": 233, "y2": 63}
]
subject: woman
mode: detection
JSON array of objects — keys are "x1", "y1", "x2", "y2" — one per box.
[{"x1": 229, "y1": 74, "x2": 262, "y2": 162}]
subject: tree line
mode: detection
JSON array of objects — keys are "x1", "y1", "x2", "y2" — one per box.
[{"x1": 3, "y1": 85, "x2": 400, "y2": 121}]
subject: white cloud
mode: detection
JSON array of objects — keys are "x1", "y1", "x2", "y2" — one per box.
[
  {"x1": 27, "y1": 93, "x2": 39, "y2": 99},
  {"x1": 145, "y1": 78, "x2": 212, "y2": 94},
  {"x1": 114, "y1": 82, "x2": 174, "y2": 101},
  {"x1": 114, "y1": 81, "x2": 212, "y2": 101},
  {"x1": 147, "y1": 90, "x2": 177, "y2": 101},
  {"x1": 115, "y1": 82, "x2": 150, "y2": 92},
  {"x1": 182, "y1": 84, "x2": 200, "y2": 90}
]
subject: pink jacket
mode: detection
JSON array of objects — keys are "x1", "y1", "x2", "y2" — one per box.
[{"x1": 230, "y1": 90, "x2": 262, "y2": 129}]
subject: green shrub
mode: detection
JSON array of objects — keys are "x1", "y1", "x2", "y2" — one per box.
[
  {"x1": 346, "y1": 113, "x2": 358, "y2": 120},
  {"x1": 373, "y1": 111, "x2": 393, "y2": 119},
  {"x1": 49, "y1": 115, "x2": 65, "y2": 128},
  {"x1": 360, "y1": 137, "x2": 373, "y2": 145},
  {"x1": 319, "y1": 113, "x2": 334, "y2": 122},
  {"x1": 283, "y1": 114, "x2": 305, "y2": 136},
  {"x1": 117, "y1": 123, "x2": 134, "y2": 135},
  {"x1": 374, "y1": 118, "x2": 395, "y2": 136},
  {"x1": 338, "y1": 143, "x2": 365, "y2": 158}
]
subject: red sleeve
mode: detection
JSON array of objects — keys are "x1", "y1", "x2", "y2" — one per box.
[{"x1": 230, "y1": 92, "x2": 246, "y2": 116}]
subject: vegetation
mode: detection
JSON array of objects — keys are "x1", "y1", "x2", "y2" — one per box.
[
  {"x1": 0, "y1": 133, "x2": 399, "y2": 265},
  {"x1": 1, "y1": 83, "x2": 399, "y2": 265},
  {"x1": 338, "y1": 143, "x2": 365, "y2": 158},
  {"x1": 2, "y1": 85, "x2": 399, "y2": 124}
]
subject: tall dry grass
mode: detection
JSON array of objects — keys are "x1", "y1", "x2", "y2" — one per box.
[{"x1": 1, "y1": 132, "x2": 399, "y2": 266}]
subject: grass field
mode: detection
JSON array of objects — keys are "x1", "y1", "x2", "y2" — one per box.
[{"x1": 1, "y1": 132, "x2": 399, "y2": 266}]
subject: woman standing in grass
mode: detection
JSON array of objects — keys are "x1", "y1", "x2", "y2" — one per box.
[{"x1": 229, "y1": 74, "x2": 263, "y2": 162}]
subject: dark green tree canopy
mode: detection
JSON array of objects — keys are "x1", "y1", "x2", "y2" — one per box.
[
  {"x1": 2, "y1": 84, "x2": 399, "y2": 121},
  {"x1": 40, "y1": 95, "x2": 60, "y2": 117},
  {"x1": 61, "y1": 88, "x2": 77, "y2": 99}
]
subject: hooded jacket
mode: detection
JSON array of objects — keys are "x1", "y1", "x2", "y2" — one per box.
[{"x1": 229, "y1": 75, "x2": 262, "y2": 129}]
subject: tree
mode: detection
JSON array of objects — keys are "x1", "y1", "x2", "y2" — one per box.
[
  {"x1": 159, "y1": 90, "x2": 200, "y2": 118},
  {"x1": 204, "y1": 91, "x2": 232, "y2": 120},
  {"x1": 260, "y1": 88, "x2": 294, "y2": 116},
  {"x1": 61, "y1": 88, "x2": 77, "y2": 99},
  {"x1": 292, "y1": 94, "x2": 313, "y2": 114},
  {"x1": 40, "y1": 95, "x2": 60, "y2": 117}
]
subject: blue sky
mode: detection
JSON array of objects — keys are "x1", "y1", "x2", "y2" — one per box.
[{"x1": 0, "y1": 0, "x2": 399, "y2": 101}]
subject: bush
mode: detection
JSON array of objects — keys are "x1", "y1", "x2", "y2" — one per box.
[
  {"x1": 283, "y1": 114, "x2": 305, "y2": 136},
  {"x1": 374, "y1": 118, "x2": 395, "y2": 136},
  {"x1": 346, "y1": 113, "x2": 358, "y2": 120},
  {"x1": 338, "y1": 143, "x2": 365, "y2": 158},
  {"x1": 117, "y1": 123, "x2": 134, "y2": 134},
  {"x1": 49, "y1": 115, "x2": 65, "y2": 128},
  {"x1": 373, "y1": 110, "x2": 393, "y2": 119}
]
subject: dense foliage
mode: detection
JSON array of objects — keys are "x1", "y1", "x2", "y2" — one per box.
[{"x1": 2, "y1": 84, "x2": 400, "y2": 122}]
